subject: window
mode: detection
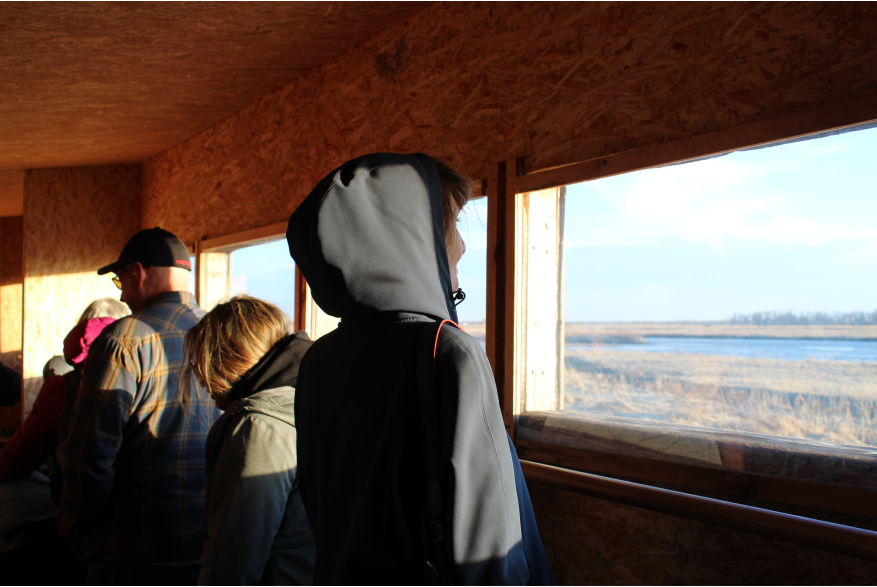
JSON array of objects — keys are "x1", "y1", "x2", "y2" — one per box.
[
  {"x1": 187, "y1": 254, "x2": 197, "y2": 296},
  {"x1": 559, "y1": 128, "x2": 877, "y2": 447},
  {"x1": 455, "y1": 197, "x2": 488, "y2": 347},
  {"x1": 199, "y1": 225, "x2": 338, "y2": 341},
  {"x1": 301, "y1": 283, "x2": 339, "y2": 340},
  {"x1": 229, "y1": 238, "x2": 296, "y2": 318},
  {"x1": 509, "y1": 124, "x2": 877, "y2": 516}
]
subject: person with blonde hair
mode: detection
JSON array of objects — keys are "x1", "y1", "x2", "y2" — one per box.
[{"x1": 181, "y1": 295, "x2": 315, "y2": 586}]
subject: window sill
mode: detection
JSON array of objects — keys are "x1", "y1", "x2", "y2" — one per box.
[{"x1": 516, "y1": 410, "x2": 877, "y2": 520}]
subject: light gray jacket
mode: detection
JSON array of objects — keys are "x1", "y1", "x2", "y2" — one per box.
[{"x1": 199, "y1": 387, "x2": 315, "y2": 586}]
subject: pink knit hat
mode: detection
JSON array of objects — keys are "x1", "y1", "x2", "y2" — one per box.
[{"x1": 63, "y1": 317, "x2": 117, "y2": 367}]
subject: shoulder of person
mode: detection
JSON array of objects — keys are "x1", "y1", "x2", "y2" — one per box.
[
  {"x1": 92, "y1": 314, "x2": 138, "y2": 345},
  {"x1": 212, "y1": 395, "x2": 298, "y2": 454},
  {"x1": 435, "y1": 323, "x2": 485, "y2": 362},
  {"x1": 32, "y1": 375, "x2": 68, "y2": 410},
  {"x1": 129, "y1": 295, "x2": 203, "y2": 330},
  {"x1": 223, "y1": 388, "x2": 297, "y2": 426}
]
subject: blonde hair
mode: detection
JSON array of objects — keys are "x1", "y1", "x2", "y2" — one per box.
[
  {"x1": 181, "y1": 295, "x2": 290, "y2": 407},
  {"x1": 79, "y1": 298, "x2": 130, "y2": 322}
]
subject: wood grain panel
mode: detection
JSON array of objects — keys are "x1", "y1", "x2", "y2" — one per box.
[
  {"x1": 22, "y1": 166, "x2": 140, "y2": 417},
  {"x1": 517, "y1": 439, "x2": 877, "y2": 520},
  {"x1": 512, "y1": 93, "x2": 877, "y2": 193},
  {"x1": 200, "y1": 222, "x2": 286, "y2": 252},
  {"x1": 0, "y1": 2, "x2": 426, "y2": 171},
  {"x1": 522, "y1": 460, "x2": 877, "y2": 560},
  {"x1": 517, "y1": 410, "x2": 877, "y2": 494},
  {"x1": 529, "y1": 482, "x2": 877, "y2": 585},
  {"x1": 143, "y1": 1, "x2": 877, "y2": 245}
]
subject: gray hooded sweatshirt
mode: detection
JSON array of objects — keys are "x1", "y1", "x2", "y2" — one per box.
[{"x1": 287, "y1": 153, "x2": 535, "y2": 585}]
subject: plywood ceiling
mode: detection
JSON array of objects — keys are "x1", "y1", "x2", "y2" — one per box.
[{"x1": 0, "y1": 1, "x2": 426, "y2": 171}]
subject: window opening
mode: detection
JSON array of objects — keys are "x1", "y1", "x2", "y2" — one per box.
[
  {"x1": 202, "y1": 234, "x2": 338, "y2": 341},
  {"x1": 455, "y1": 197, "x2": 488, "y2": 348},
  {"x1": 514, "y1": 126, "x2": 877, "y2": 472},
  {"x1": 187, "y1": 254, "x2": 197, "y2": 296},
  {"x1": 302, "y1": 283, "x2": 339, "y2": 340},
  {"x1": 227, "y1": 238, "x2": 296, "y2": 319}
]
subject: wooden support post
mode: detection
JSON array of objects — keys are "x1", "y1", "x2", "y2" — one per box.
[
  {"x1": 193, "y1": 239, "x2": 202, "y2": 307},
  {"x1": 503, "y1": 159, "x2": 518, "y2": 440},
  {"x1": 485, "y1": 165, "x2": 501, "y2": 377},
  {"x1": 199, "y1": 251, "x2": 230, "y2": 312},
  {"x1": 294, "y1": 267, "x2": 307, "y2": 333},
  {"x1": 516, "y1": 187, "x2": 565, "y2": 412},
  {"x1": 487, "y1": 161, "x2": 514, "y2": 437},
  {"x1": 496, "y1": 158, "x2": 567, "y2": 441}
]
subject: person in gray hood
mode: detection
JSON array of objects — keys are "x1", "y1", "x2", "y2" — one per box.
[
  {"x1": 287, "y1": 153, "x2": 553, "y2": 585},
  {"x1": 181, "y1": 295, "x2": 316, "y2": 585}
]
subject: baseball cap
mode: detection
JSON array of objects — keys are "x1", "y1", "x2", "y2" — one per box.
[{"x1": 97, "y1": 227, "x2": 192, "y2": 275}]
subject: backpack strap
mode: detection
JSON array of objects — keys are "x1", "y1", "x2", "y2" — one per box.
[{"x1": 416, "y1": 319, "x2": 462, "y2": 586}]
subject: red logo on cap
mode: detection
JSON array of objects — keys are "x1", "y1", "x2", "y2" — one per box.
[{"x1": 176, "y1": 259, "x2": 192, "y2": 268}]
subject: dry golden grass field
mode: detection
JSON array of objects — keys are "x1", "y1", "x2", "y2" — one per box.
[
  {"x1": 461, "y1": 322, "x2": 877, "y2": 343},
  {"x1": 462, "y1": 321, "x2": 877, "y2": 447},
  {"x1": 564, "y1": 348, "x2": 877, "y2": 447}
]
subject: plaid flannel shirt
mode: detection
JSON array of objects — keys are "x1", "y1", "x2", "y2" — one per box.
[{"x1": 60, "y1": 291, "x2": 218, "y2": 563}]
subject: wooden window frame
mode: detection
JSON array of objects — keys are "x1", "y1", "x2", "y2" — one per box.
[
  {"x1": 195, "y1": 221, "x2": 332, "y2": 338},
  {"x1": 486, "y1": 94, "x2": 877, "y2": 520},
  {"x1": 196, "y1": 221, "x2": 290, "y2": 311},
  {"x1": 185, "y1": 243, "x2": 198, "y2": 300}
]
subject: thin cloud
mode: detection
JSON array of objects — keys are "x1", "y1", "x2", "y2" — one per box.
[
  {"x1": 568, "y1": 152, "x2": 875, "y2": 250},
  {"x1": 565, "y1": 237, "x2": 658, "y2": 248}
]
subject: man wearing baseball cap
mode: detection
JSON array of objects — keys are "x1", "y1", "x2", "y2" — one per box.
[{"x1": 59, "y1": 227, "x2": 218, "y2": 584}]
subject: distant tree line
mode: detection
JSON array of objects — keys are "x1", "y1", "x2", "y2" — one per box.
[{"x1": 729, "y1": 311, "x2": 877, "y2": 326}]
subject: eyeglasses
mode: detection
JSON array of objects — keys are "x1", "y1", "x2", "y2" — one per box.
[{"x1": 112, "y1": 265, "x2": 135, "y2": 290}]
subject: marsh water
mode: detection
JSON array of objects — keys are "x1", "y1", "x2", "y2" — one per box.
[{"x1": 569, "y1": 336, "x2": 877, "y2": 363}]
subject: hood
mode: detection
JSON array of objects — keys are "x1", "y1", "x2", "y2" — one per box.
[
  {"x1": 63, "y1": 317, "x2": 117, "y2": 367},
  {"x1": 218, "y1": 387, "x2": 299, "y2": 438},
  {"x1": 43, "y1": 355, "x2": 74, "y2": 380},
  {"x1": 226, "y1": 331, "x2": 313, "y2": 404},
  {"x1": 287, "y1": 152, "x2": 458, "y2": 322}
]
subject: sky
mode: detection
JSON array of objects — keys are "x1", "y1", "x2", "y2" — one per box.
[
  {"x1": 563, "y1": 126, "x2": 877, "y2": 321},
  {"x1": 454, "y1": 198, "x2": 489, "y2": 323},
  {"x1": 223, "y1": 124, "x2": 876, "y2": 324},
  {"x1": 229, "y1": 239, "x2": 297, "y2": 318}
]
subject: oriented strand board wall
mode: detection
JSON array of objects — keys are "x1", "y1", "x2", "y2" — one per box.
[
  {"x1": 143, "y1": 1, "x2": 877, "y2": 244},
  {"x1": 0, "y1": 217, "x2": 23, "y2": 429},
  {"x1": 529, "y1": 483, "x2": 877, "y2": 585},
  {"x1": 22, "y1": 166, "x2": 140, "y2": 417}
]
